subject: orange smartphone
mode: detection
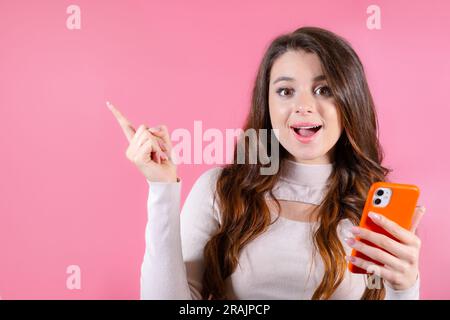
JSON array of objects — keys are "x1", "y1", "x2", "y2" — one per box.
[{"x1": 348, "y1": 181, "x2": 420, "y2": 274}]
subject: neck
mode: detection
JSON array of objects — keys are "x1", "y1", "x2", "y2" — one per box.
[{"x1": 279, "y1": 158, "x2": 334, "y2": 187}]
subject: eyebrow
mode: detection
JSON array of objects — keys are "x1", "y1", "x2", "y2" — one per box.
[{"x1": 272, "y1": 74, "x2": 326, "y2": 85}]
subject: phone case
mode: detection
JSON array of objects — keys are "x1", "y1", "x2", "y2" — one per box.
[{"x1": 348, "y1": 181, "x2": 420, "y2": 274}]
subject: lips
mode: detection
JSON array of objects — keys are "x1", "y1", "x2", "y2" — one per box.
[
  {"x1": 291, "y1": 125, "x2": 322, "y2": 135},
  {"x1": 290, "y1": 122, "x2": 323, "y2": 143},
  {"x1": 290, "y1": 123, "x2": 323, "y2": 136},
  {"x1": 290, "y1": 122, "x2": 322, "y2": 128}
]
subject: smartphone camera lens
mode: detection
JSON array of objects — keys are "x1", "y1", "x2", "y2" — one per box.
[
  {"x1": 376, "y1": 189, "x2": 384, "y2": 196},
  {"x1": 374, "y1": 198, "x2": 381, "y2": 205}
]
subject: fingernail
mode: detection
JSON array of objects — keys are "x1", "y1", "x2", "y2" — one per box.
[
  {"x1": 345, "y1": 255, "x2": 355, "y2": 263},
  {"x1": 159, "y1": 141, "x2": 167, "y2": 151},
  {"x1": 350, "y1": 226, "x2": 361, "y2": 235},
  {"x1": 106, "y1": 101, "x2": 111, "y2": 108},
  {"x1": 160, "y1": 152, "x2": 168, "y2": 160},
  {"x1": 369, "y1": 212, "x2": 381, "y2": 220},
  {"x1": 344, "y1": 237, "x2": 356, "y2": 246},
  {"x1": 420, "y1": 206, "x2": 426, "y2": 213},
  {"x1": 149, "y1": 126, "x2": 161, "y2": 132}
]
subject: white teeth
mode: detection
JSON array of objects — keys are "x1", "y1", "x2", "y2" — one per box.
[{"x1": 293, "y1": 125, "x2": 321, "y2": 129}]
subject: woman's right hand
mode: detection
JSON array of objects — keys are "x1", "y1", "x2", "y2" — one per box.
[{"x1": 107, "y1": 101, "x2": 178, "y2": 183}]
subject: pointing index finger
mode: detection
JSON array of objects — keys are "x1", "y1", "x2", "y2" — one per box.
[{"x1": 106, "y1": 101, "x2": 135, "y2": 142}]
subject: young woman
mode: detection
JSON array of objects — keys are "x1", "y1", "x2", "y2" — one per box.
[{"x1": 108, "y1": 26, "x2": 424, "y2": 299}]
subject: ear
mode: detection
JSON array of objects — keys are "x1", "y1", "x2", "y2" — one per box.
[{"x1": 410, "y1": 206, "x2": 426, "y2": 234}]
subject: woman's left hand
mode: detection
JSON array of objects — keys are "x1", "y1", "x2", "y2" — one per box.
[{"x1": 345, "y1": 205, "x2": 426, "y2": 291}]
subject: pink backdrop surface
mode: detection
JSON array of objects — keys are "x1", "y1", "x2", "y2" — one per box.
[{"x1": 0, "y1": 0, "x2": 449, "y2": 299}]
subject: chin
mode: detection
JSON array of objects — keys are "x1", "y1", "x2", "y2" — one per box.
[{"x1": 285, "y1": 147, "x2": 324, "y2": 162}]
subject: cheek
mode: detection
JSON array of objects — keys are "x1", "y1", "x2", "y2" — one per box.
[
  {"x1": 268, "y1": 103, "x2": 290, "y2": 129},
  {"x1": 269, "y1": 103, "x2": 292, "y2": 145},
  {"x1": 323, "y1": 108, "x2": 342, "y2": 142}
]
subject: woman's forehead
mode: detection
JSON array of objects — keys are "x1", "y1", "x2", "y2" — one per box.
[{"x1": 270, "y1": 50, "x2": 324, "y2": 83}]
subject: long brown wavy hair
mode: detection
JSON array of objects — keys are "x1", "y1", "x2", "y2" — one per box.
[{"x1": 201, "y1": 26, "x2": 392, "y2": 300}]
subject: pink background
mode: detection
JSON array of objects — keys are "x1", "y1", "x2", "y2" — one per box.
[{"x1": 0, "y1": 0, "x2": 449, "y2": 299}]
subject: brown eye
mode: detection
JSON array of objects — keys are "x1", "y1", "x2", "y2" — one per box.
[
  {"x1": 315, "y1": 86, "x2": 332, "y2": 97},
  {"x1": 276, "y1": 88, "x2": 294, "y2": 97}
]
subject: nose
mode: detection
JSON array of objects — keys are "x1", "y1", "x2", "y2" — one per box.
[
  {"x1": 295, "y1": 105, "x2": 313, "y2": 115},
  {"x1": 294, "y1": 91, "x2": 315, "y2": 115}
]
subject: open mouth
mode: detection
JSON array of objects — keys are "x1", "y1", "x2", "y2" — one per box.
[{"x1": 290, "y1": 125, "x2": 323, "y2": 138}]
